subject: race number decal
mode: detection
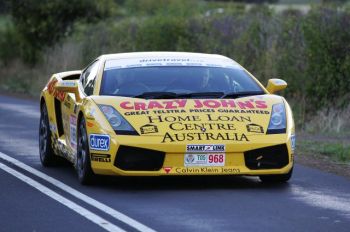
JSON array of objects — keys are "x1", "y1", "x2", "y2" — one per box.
[{"x1": 184, "y1": 153, "x2": 225, "y2": 167}]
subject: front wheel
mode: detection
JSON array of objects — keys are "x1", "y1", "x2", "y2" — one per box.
[
  {"x1": 259, "y1": 167, "x2": 293, "y2": 183},
  {"x1": 76, "y1": 116, "x2": 95, "y2": 184}
]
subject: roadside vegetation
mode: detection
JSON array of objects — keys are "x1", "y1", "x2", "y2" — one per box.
[
  {"x1": 299, "y1": 140, "x2": 350, "y2": 163},
  {"x1": 0, "y1": 0, "x2": 349, "y2": 165}
]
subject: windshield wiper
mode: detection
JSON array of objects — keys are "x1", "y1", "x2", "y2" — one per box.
[
  {"x1": 177, "y1": 92, "x2": 225, "y2": 98},
  {"x1": 221, "y1": 91, "x2": 265, "y2": 99},
  {"x1": 133, "y1": 91, "x2": 179, "y2": 99},
  {"x1": 133, "y1": 91, "x2": 263, "y2": 99},
  {"x1": 133, "y1": 91, "x2": 226, "y2": 99}
]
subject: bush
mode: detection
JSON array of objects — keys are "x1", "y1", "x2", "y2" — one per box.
[
  {"x1": 123, "y1": 0, "x2": 202, "y2": 17},
  {"x1": 303, "y1": 7, "x2": 350, "y2": 110},
  {"x1": 0, "y1": 24, "x2": 21, "y2": 65}
]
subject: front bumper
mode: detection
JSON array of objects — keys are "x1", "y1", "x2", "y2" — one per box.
[{"x1": 89, "y1": 134, "x2": 294, "y2": 177}]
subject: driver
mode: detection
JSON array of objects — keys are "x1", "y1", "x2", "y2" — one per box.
[
  {"x1": 176, "y1": 68, "x2": 210, "y2": 92},
  {"x1": 112, "y1": 70, "x2": 137, "y2": 94}
]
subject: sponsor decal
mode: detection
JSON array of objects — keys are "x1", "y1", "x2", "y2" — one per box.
[
  {"x1": 148, "y1": 115, "x2": 200, "y2": 123},
  {"x1": 184, "y1": 153, "x2": 225, "y2": 167},
  {"x1": 91, "y1": 154, "x2": 111, "y2": 162},
  {"x1": 125, "y1": 111, "x2": 150, "y2": 116},
  {"x1": 119, "y1": 99, "x2": 267, "y2": 111},
  {"x1": 89, "y1": 134, "x2": 110, "y2": 151},
  {"x1": 70, "y1": 115, "x2": 77, "y2": 150},
  {"x1": 118, "y1": 100, "x2": 270, "y2": 144},
  {"x1": 124, "y1": 109, "x2": 188, "y2": 116},
  {"x1": 162, "y1": 132, "x2": 248, "y2": 143},
  {"x1": 104, "y1": 57, "x2": 240, "y2": 70},
  {"x1": 246, "y1": 123, "x2": 264, "y2": 134},
  {"x1": 140, "y1": 124, "x2": 158, "y2": 134},
  {"x1": 61, "y1": 81, "x2": 76, "y2": 87},
  {"x1": 291, "y1": 134, "x2": 296, "y2": 152},
  {"x1": 147, "y1": 114, "x2": 250, "y2": 124},
  {"x1": 62, "y1": 114, "x2": 70, "y2": 136},
  {"x1": 169, "y1": 122, "x2": 235, "y2": 132},
  {"x1": 140, "y1": 58, "x2": 191, "y2": 63},
  {"x1": 123, "y1": 108, "x2": 269, "y2": 116},
  {"x1": 185, "y1": 154, "x2": 195, "y2": 164},
  {"x1": 163, "y1": 167, "x2": 172, "y2": 174},
  {"x1": 189, "y1": 109, "x2": 215, "y2": 113},
  {"x1": 175, "y1": 167, "x2": 240, "y2": 174},
  {"x1": 120, "y1": 100, "x2": 187, "y2": 110},
  {"x1": 192, "y1": 99, "x2": 267, "y2": 109},
  {"x1": 217, "y1": 109, "x2": 269, "y2": 114},
  {"x1": 47, "y1": 79, "x2": 66, "y2": 101},
  {"x1": 186, "y1": 144, "x2": 225, "y2": 152}
]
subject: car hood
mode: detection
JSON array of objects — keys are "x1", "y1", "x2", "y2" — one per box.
[{"x1": 92, "y1": 95, "x2": 285, "y2": 142}]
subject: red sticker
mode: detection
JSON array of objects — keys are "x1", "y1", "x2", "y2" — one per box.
[
  {"x1": 163, "y1": 167, "x2": 172, "y2": 174},
  {"x1": 87, "y1": 121, "x2": 94, "y2": 127},
  {"x1": 47, "y1": 79, "x2": 66, "y2": 101}
]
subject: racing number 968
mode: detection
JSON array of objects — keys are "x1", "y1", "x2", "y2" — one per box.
[{"x1": 208, "y1": 154, "x2": 224, "y2": 163}]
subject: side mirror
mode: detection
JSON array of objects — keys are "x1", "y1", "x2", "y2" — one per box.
[
  {"x1": 55, "y1": 80, "x2": 82, "y2": 102},
  {"x1": 266, "y1": 79, "x2": 287, "y2": 94}
]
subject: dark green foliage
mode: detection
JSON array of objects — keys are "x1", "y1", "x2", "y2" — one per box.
[
  {"x1": 303, "y1": 7, "x2": 350, "y2": 110},
  {"x1": 9, "y1": 0, "x2": 116, "y2": 63},
  {"x1": 123, "y1": 0, "x2": 201, "y2": 16},
  {"x1": 134, "y1": 16, "x2": 191, "y2": 51},
  {"x1": 322, "y1": 0, "x2": 347, "y2": 3},
  {"x1": 78, "y1": 17, "x2": 192, "y2": 65},
  {"x1": 0, "y1": 24, "x2": 21, "y2": 64}
]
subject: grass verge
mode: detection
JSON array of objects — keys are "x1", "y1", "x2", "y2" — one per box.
[
  {"x1": 298, "y1": 139, "x2": 350, "y2": 163},
  {"x1": 295, "y1": 133, "x2": 350, "y2": 179}
]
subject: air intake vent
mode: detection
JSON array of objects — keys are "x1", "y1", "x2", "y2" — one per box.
[
  {"x1": 54, "y1": 98, "x2": 64, "y2": 136},
  {"x1": 114, "y1": 146, "x2": 165, "y2": 171},
  {"x1": 244, "y1": 144, "x2": 289, "y2": 170}
]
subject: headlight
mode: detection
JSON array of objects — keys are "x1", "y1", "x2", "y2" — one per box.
[
  {"x1": 267, "y1": 103, "x2": 286, "y2": 134},
  {"x1": 98, "y1": 105, "x2": 139, "y2": 135}
]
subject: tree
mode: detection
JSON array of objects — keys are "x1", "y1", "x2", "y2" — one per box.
[{"x1": 10, "y1": 0, "x2": 116, "y2": 63}]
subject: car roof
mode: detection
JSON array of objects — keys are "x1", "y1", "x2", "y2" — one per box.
[
  {"x1": 98, "y1": 52, "x2": 234, "y2": 62},
  {"x1": 99, "y1": 52, "x2": 241, "y2": 70}
]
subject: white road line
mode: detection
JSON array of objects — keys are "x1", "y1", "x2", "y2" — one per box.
[
  {"x1": 0, "y1": 162, "x2": 125, "y2": 232},
  {"x1": 0, "y1": 151, "x2": 156, "y2": 232},
  {"x1": 291, "y1": 184, "x2": 350, "y2": 219},
  {"x1": 0, "y1": 103, "x2": 40, "y2": 118}
]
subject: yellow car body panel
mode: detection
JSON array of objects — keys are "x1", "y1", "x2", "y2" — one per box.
[{"x1": 40, "y1": 52, "x2": 295, "y2": 178}]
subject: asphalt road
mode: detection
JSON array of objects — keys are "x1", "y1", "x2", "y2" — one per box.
[{"x1": 0, "y1": 94, "x2": 349, "y2": 232}]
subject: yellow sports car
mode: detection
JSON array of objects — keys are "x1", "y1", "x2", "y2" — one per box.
[{"x1": 39, "y1": 52, "x2": 295, "y2": 184}]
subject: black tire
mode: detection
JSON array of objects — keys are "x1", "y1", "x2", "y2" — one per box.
[
  {"x1": 39, "y1": 103, "x2": 58, "y2": 166},
  {"x1": 259, "y1": 167, "x2": 293, "y2": 183},
  {"x1": 76, "y1": 116, "x2": 95, "y2": 184}
]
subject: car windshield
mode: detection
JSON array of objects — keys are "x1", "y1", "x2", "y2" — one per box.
[{"x1": 100, "y1": 66, "x2": 264, "y2": 99}]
